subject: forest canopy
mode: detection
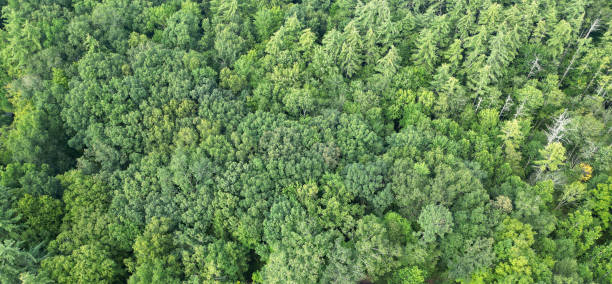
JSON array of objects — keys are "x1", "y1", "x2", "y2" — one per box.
[{"x1": 1, "y1": 0, "x2": 611, "y2": 283}]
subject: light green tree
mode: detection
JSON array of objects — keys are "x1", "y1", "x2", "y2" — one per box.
[{"x1": 418, "y1": 204, "x2": 453, "y2": 243}]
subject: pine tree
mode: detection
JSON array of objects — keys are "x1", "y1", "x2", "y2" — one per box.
[
  {"x1": 372, "y1": 46, "x2": 400, "y2": 91},
  {"x1": 444, "y1": 39, "x2": 463, "y2": 73},
  {"x1": 376, "y1": 45, "x2": 400, "y2": 78},
  {"x1": 487, "y1": 26, "x2": 519, "y2": 82},
  {"x1": 412, "y1": 29, "x2": 437, "y2": 72},
  {"x1": 340, "y1": 21, "x2": 363, "y2": 78},
  {"x1": 499, "y1": 119, "x2": 526, "y2": 175},
  {"x1": 462, "y1": 26, "x2": 488, "y2": 77},
  {"x1": 547, "y1": 20, "x2": 572, "y2": 62}
]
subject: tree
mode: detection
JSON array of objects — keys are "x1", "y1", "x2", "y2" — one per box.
[
  {"x1": 214, "y1": 23, "x2": 245, "y2": 67},
  {"x1": 282, "y1": 86, "x2": 315, "y2": 117},
  {"x1": 163, "y1": 3, "x2": 202, "y2": 50},
  {"x1": 392, "y1": 266, "x2": 425, "y2": 284},
  {"x1": 444, "y1": 39, "x2": 463, "y2": 72},
  {"x1": 0, "y1": 239, "x2": 47, "y2": 284},
  {"x1": 260, "y1": 199, "x2": 330, "y2": 283},
  {"x1": 0, "y1": 191, "x2": 21, "y2": 241},
  {"x1": 371, "y1": 45, "x2": 400, "y2": 91},
  {"x1": 432, "y1": 65, "x2": 467, "y2": 115},
  {"x1": 545, "y1": 111, "x2": 571, "y2": 145},
  {"x1": 418, "y1": 204, "x2": 453, "y2": 243},
  {"x1": 514, "y1": 82, "x2": 544, "y2": 119},
  {"x1": 43, "y1": 170, "x2": 127, "y2": 282},
  {"x1": 587, "y1": 178, "x2": 612, "y2": 229},
  {"x1": 412, "y1": 29, "x2": 437, "y2": 72},
  {"x1": 319, "y1": 238, "x2": 364, "y2": 284},
  {"x1": 588, "y1": 242, "x2": 612, "y2": 283},
  {"x1": 253, "y1": 6, "x2": 284, "y2": 42},
  {"x1": 499, "y1": 119, "x2": 528, "y2": 176},
  {"x1": 339, "y1": 21, "x2": 362, "y2": 77},
  {"x1": 193, "y1": 240, "x2": 248, "y2": 282},
  {"x1": 42, "y1": 243, "x2": 121, "y2": 284},
  {"x1": 534, "y1": 142, "x2": 566, "y2": 177},
  {"x1": 16, "y1": 194, "x2": 63, "y2": 246},
  {"x1": 547, "y1": 20, "x2": 572, "y2": 63},
  {"x1": 558, "y1": 209, "x2": 602, "y2": 255},
  {"x1": 447, "y1": 237, "x2": 495, "y2": 282},
  {"x1": 353, "y1": 215, "x2": 401, "y2": 280},
  {"x1": 559, "y1": 18, "x2": 601, "y2": 85},
  {"x1": 4, "y1": 105, "x2": 74, "y2": 173},
  {"x1": 1, "y1": 0, "x2": 611, "y2": 282},
  {"x1": 556, "y1": 181, "x2": 586, "y2": 209},
  {"x1": 344, "y1": 160, "x2": 392, "y2": 214},
  {"x1": 127, "y1": 217, "x2": 181, "y2": 284},
  {"x1": 491, "y1": 218, "x2": 549, "y2": 283}
]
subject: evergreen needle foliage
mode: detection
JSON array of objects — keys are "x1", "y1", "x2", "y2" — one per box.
[{"x1": 0, "y1": 0, "x2": 611, "y2": 283}]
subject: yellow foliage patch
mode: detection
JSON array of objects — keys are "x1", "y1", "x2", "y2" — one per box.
[{"x1": 580, "y1": 163, "x2": 593, "y2": 182}]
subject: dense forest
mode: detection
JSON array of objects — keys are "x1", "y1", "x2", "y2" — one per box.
[{"x1": 0, "y1": 0, "x2": 611, "y2": 283}]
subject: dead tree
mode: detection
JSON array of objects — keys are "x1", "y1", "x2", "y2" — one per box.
[
  {"x1": 560, "y1": 19, "x2": 600, "y2": 85},
  {"x1": 514, "y1": 100, "x2": 525, "y2": 119},
  {"x1": 527, "y1": 56, "x2": 541, "y2": 78},
  {"x1": 499, "y1": 95, "x2": 513, "y2": 119},
  {"x1": 474, "y1": 96, "x2": 482, "y2": 112},
  {"x1": 546, "y1": 110, "x2": 571, "y2": 145}
]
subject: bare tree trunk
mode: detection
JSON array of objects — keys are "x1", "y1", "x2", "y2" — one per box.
[
  {"x1": 527, "y1": 56, "x2": 541, "y2": 78},
  {"x1": 474, "y1": 97, "x2": 482, "y2": 112},
  {"x1": 530, "y1": 111, "x2": 572, "y2": 183},
  {"x1": 581, "y1": 66, "x2": 603, "y2": 98},
  {"x1": 546, "y1": 110, "x2": 571, "y2": 145},
  {"x1": 559, "y1": 19, "x2": 600, "y2": 85},
  {"x1": 499, "y1": 95, "x2": 512, "y2": 119},
  {"x1": 558, "y1": 16, "x2": 588, "y2": 66},
  {"x1": 514, "y1": 100, "x2": 525, "y2": 119},
  {"x1": 596, "y1": 81, "x2": 609, "y2": 97}
]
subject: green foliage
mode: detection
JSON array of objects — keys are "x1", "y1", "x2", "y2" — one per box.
[
  {"x1": 127, "y1": 217, "x2": 181, "y2": 284},
  {"x1": 0, "y1": 240, "x2": 41, "y2": 283},
  {"x1": 16, "y1": 194, "x2": 62, "y2": 246},
  {"x1": 492, "y1": 218, "x2": 549, "y2": 283},
  {"x1": 558, "y1": 209, "x2": 602, "y2": 255},
  {"x1": 418, "y1": 204, "x2": 453, "y2": 243},
  {"x1": 42, "y1": 171, "x2": 127, "y2": 283},
  {"x1": 254, "y1": 6, "x2": 284, "y2": 42},
  {"x1": 412, "y1": 29, "x2": 437, "y2": 72},
  {"x1": 587, "y1": 178, "x2": 612, "y2": 228},
  {"x1": 392, "y1": 266, "x2": 425, "y2": 284},
  {"x1": 42, "y1": 243, "x2": 121, "y2": 284},
  {"x1": 190, "y1": 240, "x2": 248, "y2": 282},
  {"x1": 353, "y1": 215, "x2": 401, "y2": 279},
  {"x1": 0, "y1": 0, "x2": 611, "y2": 282},
  {"x1": 535, "y1": 142, "x2": 566, "y2": 172},
  {"x1": 557, "y1": 181, "x2": 587, "y2": 209},
  {"x1": 3, "y1": 105, "x2": 73, "y2": 173}
]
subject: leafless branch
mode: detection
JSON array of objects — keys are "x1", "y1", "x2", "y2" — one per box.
[
  {"x1": 546, "y1": 110, "x2": 571, "y2": 144},
  {"x1": 499, "y1": 95, "x2": 513, "y2": 119},
  {"x1": 527, "y1": 56, "x2": 541, "y2": 78},
  {"x1": 560, "y1": 19, "x2": 600, "y2": 85}
]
